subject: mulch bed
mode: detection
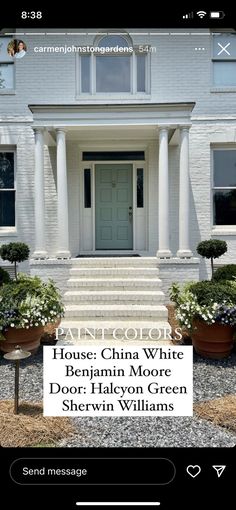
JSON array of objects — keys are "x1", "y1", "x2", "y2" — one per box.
[
  {"x1": 194, "y1": 395, "x2": 236, "y2": 433},
  {"x1": 0, "y1": 400, "x2": 75, "y2": 447}
]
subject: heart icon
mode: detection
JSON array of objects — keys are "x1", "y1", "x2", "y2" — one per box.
[{"x1": 186, "y1": 465, "x2": 201, "y2": 478}]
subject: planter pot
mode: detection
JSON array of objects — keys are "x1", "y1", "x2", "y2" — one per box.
[
  {"x1": 0, "y1": 326, "x2": 44, "y2": 354},
  {"x1": 41, "y1": 319, "x2": 61, "y2": 345},
  {"x1": 191, "y1": 320, "x2": 234, "y2": 359}
]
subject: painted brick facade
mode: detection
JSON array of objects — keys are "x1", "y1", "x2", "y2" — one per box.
[{"x1": 0, "y1": 29, "x2": 236, "y2": 285}]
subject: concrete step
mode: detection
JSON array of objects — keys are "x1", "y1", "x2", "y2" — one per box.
[
  {"x1": 64, "y1": 304, "x2": 168, "y2": 319},
  {"x1": 64, "y1": 290, "x2": 165, "y2": 304},
  {"x1": 67, "y1": 278, "x2": 163, "y2": 290},
  {"x1": 69, "y1": 257, "x2": 158, "y2": 267},
  {"x1": 57, "y1": 320, "x2": 172, "y2": 342},
  {"x1": 69, "y1": 267, "x2": 159, "y2": 278}
]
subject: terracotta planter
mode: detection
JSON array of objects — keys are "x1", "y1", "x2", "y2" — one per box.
[
  {"x1": 41, "y1": 319, "x2": 61, "y2": 344},
  {"x1": 191, "y1": 320, "x2": 234, "y2": 359},
  {"x1": 0, "y1": 326, "x2": 44, "y2": 354}
]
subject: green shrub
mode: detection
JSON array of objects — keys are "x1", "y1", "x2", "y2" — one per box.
[
  {"x1": 170, "y1": 280, "x2": 236, "y2": 330},
  {"x1": 196, "y1": 240, "x2": 227, "y2": 278},
  {"x1": 0, "y1": 267, "x2": 11, "y2": 286},
  {"x1": 0, "y1": 274, "x2": 64, "y2": 334},
  {"x1": 188, "y1": 280, "x2": 236, "y2": 306},
  {"x1": 213, "y1": 264, "x2": 236, "y2": 282},
  {"x1": 0, "y1": 242, "x2": 30, "y2": 279}
]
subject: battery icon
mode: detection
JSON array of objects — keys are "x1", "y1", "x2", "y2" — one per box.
[{"x1": 210, "y1": 11, "x2": 225, "y2": 19}]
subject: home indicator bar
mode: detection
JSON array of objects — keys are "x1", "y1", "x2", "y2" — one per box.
[{"x1": 75, "y1": 503, "x2": 161, "y2": 507}]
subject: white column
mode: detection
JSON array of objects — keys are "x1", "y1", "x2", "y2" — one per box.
[
  {"x1": 157, "y1": 127, "x2": 172, "y2": 258},
  {"x1": 177, "y1": 126, "x2": 192, "y2": 258},
  {"x1": 32, "y1": 128, "x2": 47, "y2": 258},
  {"x1": 56, "y1": 129, "x2": 71, "y2": 258}
]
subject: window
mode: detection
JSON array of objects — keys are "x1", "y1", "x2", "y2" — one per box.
[
  {"x1": 79, "y1": 34, "x2": 148, "y2": 94},
  {"x1": 84, "y1": 169, "x2": 91, "y2": 208},
  {"x1": 82, "y1": 151, "x2": 145, "y2": 161},
  {"x1": 137, "y1": 168, "x2": 144, "y2": 208},
  {"x1": 212, "y1": 33, "x2": 236, "y2": 86},
  {"x1": 213, "y1": 150, "x2": 236, "y2": 225},
  {"x1": 0, "y1": 152, "x2": 15, "y2": 227},
  {"x1": 0, "y1": 37, "x2": 14, "y2": 92}
]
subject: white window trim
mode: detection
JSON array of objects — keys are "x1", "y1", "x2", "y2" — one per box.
[
  {"x1": 0, "y1": 36, "x2": 16, "y2": 93},
  {"x1": 211, "y1": 146, "x2": 236, "y2": 233},
  {"x1": 211, "y1": 32, "x2": 236, "y2": 90},
  {"x1": 0, "y1": 148, "x2": 17, "y2": 234},
  {"x1": 76, "y1": 51, "x2": 150, "y2": 98}
]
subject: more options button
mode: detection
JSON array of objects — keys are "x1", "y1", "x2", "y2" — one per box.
[{"x1": 10, "y1": 457, "x2": 175, "y2": 485}]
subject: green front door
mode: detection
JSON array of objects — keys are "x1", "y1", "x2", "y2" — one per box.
[{"x1": 95, "y1": 164, "x2": 133, "y2": 250}]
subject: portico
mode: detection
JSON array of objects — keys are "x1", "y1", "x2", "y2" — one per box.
[{"x1": 30, "y1": 103, "x2": 195, "y2": 259}]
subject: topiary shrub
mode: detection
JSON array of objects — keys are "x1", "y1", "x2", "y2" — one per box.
[
  {"x1": 0, "y1": 242, "x2": 30, "y2": 280},
  {"x1": 196, "y1": 240, "x2": 227, "y2": 279},
  {"x1": 188, "y1": 280, "x2": 236, "y2": 306},
  {"x1": 213, "y1": 264, "x2": 236, "y2": 282},
  {"x1": 0, "y1": 267, "x2": 11, "y2": 286}
]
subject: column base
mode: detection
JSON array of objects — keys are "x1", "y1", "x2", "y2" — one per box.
[
  {"x1": 156, "y1": 249, "x2": 172, "y2": 258},
  {"x1": 176, "y1": 249, "x2": 193, "y2": 258},
  {"x1": 56, "y1": 250, "x2": 71, "y2": 259},
  {"x1": 32, "y1": 250, "x2": 48, "y2": 259}
]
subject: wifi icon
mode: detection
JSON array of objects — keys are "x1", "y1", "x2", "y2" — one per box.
[{"x1": 197, "y1": 10, "x2": 207, "y2": 18}]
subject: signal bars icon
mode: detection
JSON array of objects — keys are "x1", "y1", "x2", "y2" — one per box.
[{"x1": 183, "y1": 12, "x2": 194, "y2": 19}]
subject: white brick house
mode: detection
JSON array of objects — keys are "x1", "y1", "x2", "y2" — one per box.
[{"x1": 0, "y1": 29, "x2": 236, "y2": 329}]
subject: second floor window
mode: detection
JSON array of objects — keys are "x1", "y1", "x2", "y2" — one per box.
[
  {"x1": 213, "y1": 33, "x2": 236, "y2": 86},
  {"x1": 0, "y1": 37, "x2": 15, "y2": 92},
  {"x1": 79, "y1": 35, "x2": 148, "y2": 95}
]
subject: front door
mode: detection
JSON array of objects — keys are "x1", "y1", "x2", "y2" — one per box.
[{"x1": 95, "y1": 164, "x2": 133, "y2": 249}]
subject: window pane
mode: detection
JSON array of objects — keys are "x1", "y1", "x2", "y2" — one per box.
[
  {"x1": 81, "y1": 55, "x2": 90, "y2": 93},
  {"x1": 83, "y1": 151, "x2": 145, "y2": 161},
  {"x1": 0, "y1": 191, "x2": 15, "y2": 226},
  {"x1": 96, "y1": 56, "x2": 131, "y2": 92},
  {"x1": 97, "y1": 36, "x2": 130, "y2": 48},
  {"x1": 214, "y1": 190, "x2": 236, "y2": 225},
  {"x1": 137, "y1": 168, "x2": 144, "y2": 207},
  {"x1": 137, "y1": 54, "x2": 146, "y2": 92},
  {"x1": 0, "y1": 153, "x2": 14, "y2": 188},
  {"x1": 213, "y1": 34, "x2": 236, "y2": 59},
  {"x1": 213, "y1": 61, "x2": 236, "y2": 86},
  {"x1": 84, "y1": 169, "x2": 91, "y2": 208},
  {"x1": 0, "y1": 37, "x2": 13, "y2": 62},
  {"x1": 214, "y1": 150, "x2": 236, "y2": 187},
  {"x1": 0, "y1": 63, "x2": 14, "y2": 89}
]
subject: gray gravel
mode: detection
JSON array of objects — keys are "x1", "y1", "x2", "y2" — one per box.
[{"x1": 0, "y1": 348, "x2": 235, "y2": 447}]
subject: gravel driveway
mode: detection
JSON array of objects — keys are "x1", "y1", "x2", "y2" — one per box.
[{"x1": 0, "y1": 348, "x2": 235, "y2": 447}]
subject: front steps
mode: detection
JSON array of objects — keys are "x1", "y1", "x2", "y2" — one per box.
[{"x1": 59, "y1": 257, "x2": 172, "y2": 342}]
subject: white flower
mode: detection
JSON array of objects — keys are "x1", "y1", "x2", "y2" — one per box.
[{"x1": 10, "y1": 323, "x2": 15, "y2": 328}]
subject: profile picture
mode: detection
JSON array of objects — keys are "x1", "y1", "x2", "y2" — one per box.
[{"x1": 7, "y1": 39, "x2": 27, "y2": 59}]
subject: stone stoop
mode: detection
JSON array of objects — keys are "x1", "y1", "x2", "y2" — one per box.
[{"x1": 59, "y1": 257, "x2": 172, "y2": 343}]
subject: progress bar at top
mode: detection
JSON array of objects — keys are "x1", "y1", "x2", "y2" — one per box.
[{"x1": 76, "y1": 503, "x2": 160, "y2": 507}]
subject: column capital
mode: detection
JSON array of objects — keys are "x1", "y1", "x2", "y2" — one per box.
[
  {"x1": 179, "y1": 125, "x2": 191, "y2": 131},
  {"x1": 157, "y1": 125, "x2": 170, "y2": 133},
  {"x1": 56, "y1": 128, "x2": 67, "y2": 135},
  {"x1": 33, "y1": 127, "x2": 45, "y2": 134}
]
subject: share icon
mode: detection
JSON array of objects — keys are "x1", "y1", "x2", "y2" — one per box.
[{"x1": 212, "y1": 465, "x2": 226, "y2": 478}]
